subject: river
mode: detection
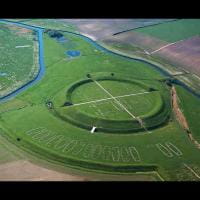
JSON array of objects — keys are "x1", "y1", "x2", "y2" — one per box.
[{"x1": 0, "y1": 19, "x2": 199, "y2": 103}]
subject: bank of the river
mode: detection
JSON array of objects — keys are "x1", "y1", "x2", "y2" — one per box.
[
  {"x1": 1, "y1": 19, "x2": 200, "y2": 103},
  {"x1": 0, "y1": 19, "x2": 45, "y2": 103}
]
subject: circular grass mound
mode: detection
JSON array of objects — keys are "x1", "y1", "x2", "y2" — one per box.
[{"x1": 52, "y1": 72, "x2": 170, "y2": 133}]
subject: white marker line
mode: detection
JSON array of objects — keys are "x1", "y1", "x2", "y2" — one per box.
[
  {"x1": 150, "y1": 43, "x2": 176, "y2": 54},
  {"x1": 165, "y1": 142, "x2": 182, "y2": 156},
  {"x1": 184, "y1": 163, "x2": 200, "y2": 179},
  {"x1": 93, "y1": 80, "x2": 137, "y2": 119},
  {"x1": 156, "y1": 143, "x2": 173, "y2": 158},
  {"x1": 93, "y1": 80, "x2": 150, "y2": 133},
  {"x1": 150, "y1": 39, "x2": 184, "y2": 54},
  {"x1": 72, "y1": 91, "x2": 150, "y2": 107},
  {"x1": 111, "y1": 101, "x2": 121, "y2": 111},
  {"x1": 15, "y1": 45, "x2": 31, "y2": 48}
]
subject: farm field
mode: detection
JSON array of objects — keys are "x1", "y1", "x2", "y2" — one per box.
[
  {"x1": 154, "y1": 36, "x2": 200, "y2": 76},
  {"x1": 0, "y1": 22, "x2": 39, "y2": 99},
  {"x1": 0, "y1": 132, "x2": 92, "y2": 181},
  {"x1": 60, "y1": 19, "x2": 173, "y2": 41},
  {"x1": 99, "y1": 26, "x2": 200, "y2": 95},
  {"x1": 101, "y1": 31, "x2": 169, "y2": 52},
  {"x1": 21, "y1": 19, "x2": 78, "y2": 33},
  {"x1": 0, "y1": 19, "x2": 200, "y2": 181},
  {"x1": 99, "y1": 19, "x2": 200, "y2": 54},
  {"x1": 134, "y1": 19, "x2": 200, "y2": 42}
]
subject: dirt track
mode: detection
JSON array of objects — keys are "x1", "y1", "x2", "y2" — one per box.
[
  {"x1": 171, "y1": 86, "x2": 189, "y2": 130},
  {"x1": 171, "y1": 86, "x2": 200, "y2": 149}
]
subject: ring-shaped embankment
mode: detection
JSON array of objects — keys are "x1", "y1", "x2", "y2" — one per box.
[{"x1": 53, "y1": 73, "x2": 170, "y2": 133}]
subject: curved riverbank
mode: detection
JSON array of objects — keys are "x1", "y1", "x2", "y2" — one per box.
[
  {"x1": 1, "y1": 19, "x2": 200, "y2": 103},
  {"x1": 0, "y1": 19, "x2": 45, "y2": 103}
]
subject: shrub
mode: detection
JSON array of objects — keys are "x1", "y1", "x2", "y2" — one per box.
[{"x1": 46, "y1": 30, "x2": 63, "y2": 38}]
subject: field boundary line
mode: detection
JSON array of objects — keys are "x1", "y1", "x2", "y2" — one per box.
[
  {"x1": 183, "y1": 163, "x2": 200, "y2": 179},
  {"x1": 150, "y1": 39, "x2": 185, "y2": 54},
  {"x1": 150, "y1": 43, "x2": 176, "y2": 54},
  {"x1": 112, "y1": 19, "x2": 180, "y2": 36},
  {"x1": 71, "y1": 91, "x2": 151, "y2": 107}
]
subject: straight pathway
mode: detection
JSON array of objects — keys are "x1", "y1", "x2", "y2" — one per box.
[
  {"x1": 150, "y1": 39, "x2": 184, "y2": 54},
  {"x1": 72, "y1": 91, "x2": 151, "y2": 107},
  {"x1": 93, "y1": 80, "x2": 150, "y2": 133},
  {"x1": 183, "y1": 163, "x2": 200, "y2": 179}
]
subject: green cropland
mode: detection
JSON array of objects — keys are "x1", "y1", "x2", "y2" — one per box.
[{"x1": 135, "y1": 19, "x2": 200, "y2": 42}]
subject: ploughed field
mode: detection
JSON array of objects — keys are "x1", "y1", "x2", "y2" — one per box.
[
  {"x1": 1, "y1": 20, "x2": 200, "y2": 181},
  {"x1": 154, "y1": 36, "x2": 200, "y2": 76}
]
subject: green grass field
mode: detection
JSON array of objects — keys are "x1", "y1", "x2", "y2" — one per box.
[
  {"x1": 0, "y1": 22, "x2": 200, "y2": 181},
  {"x1": 134, "y1": 19, "x2": 200, "y2": 42},
  {"x1": 0, "y1": 22, "x2": 39, "y2": 97},
  {"x1": 23, "y1": 19, "x2": 78, "y2": 33}
]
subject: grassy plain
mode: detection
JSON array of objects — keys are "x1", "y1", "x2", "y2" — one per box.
[
  {"x1": 0, "y1": 28, "x2": 200, "y2": 181},
  {"x1": 0, "y1": 22, "x2": 38, "y2": 97}
]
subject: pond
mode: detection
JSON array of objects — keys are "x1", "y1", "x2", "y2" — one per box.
[
  {"x1": 66, "y1": 50, "x2": 81, "y2": 57},
  {"x1": 0, "y1": 72, "x2": 7, "y2": 76}
]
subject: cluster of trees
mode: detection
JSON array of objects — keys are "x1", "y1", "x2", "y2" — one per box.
[
  {"x1": 149, "y1": 87, "x2": 157, "y2": 92},
  {"x1": 45, "y1": 29, "x2": 63, "y2": 38},
  {"x1": 46, "y1": 101, "x2": 54, "y2": 109},
  {"x1": 62, "y1": 102, "x2": 73, "y2": 107}
]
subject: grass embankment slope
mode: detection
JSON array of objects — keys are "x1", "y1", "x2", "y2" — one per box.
[
  {"x1": 55, "y1": 74, "x2": 169, "y2": 133},
  {"x1": 175, "y1": 85, "x2": 200, "y2": 142},
  {"x1": 0, "y1": 31, "x2": 200, "y2": 180}
]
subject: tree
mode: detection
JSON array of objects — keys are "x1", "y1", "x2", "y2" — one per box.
[
  {"x1": 46, "y1": 30, "x2": 63, "y2": 38},
  {"x1": 63, "y1": 102, "x2": 73, "y2": 107},
  {"x1": 149, "y1": 87, "x2": 157, "y2": 92},
  {"x1": 87, "y1": 74, "x2": 91, "y2": 78}
]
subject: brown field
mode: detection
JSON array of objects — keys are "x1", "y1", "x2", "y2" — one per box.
[
  {"x1": 155, "y1": 36, "x2": 200, "y2": 75},
  {"x1": 0, "y1": 133, "x2": 88, "y2": 181},
  {"x1": 60, "y1": 19, "x2": 171, "y2": 41},
  {"x1": 101, "y1": 31, "x2": 169, "y2": 52},
  {"x1": 0, "y1": 160, "x2": 160, "y2": 181},
  {"x1": 0, "y1": 160, "x2": 88, "y2": 181},
  {"x1": 0, "y1": 133, "x2": 158, "y2": 181}
]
